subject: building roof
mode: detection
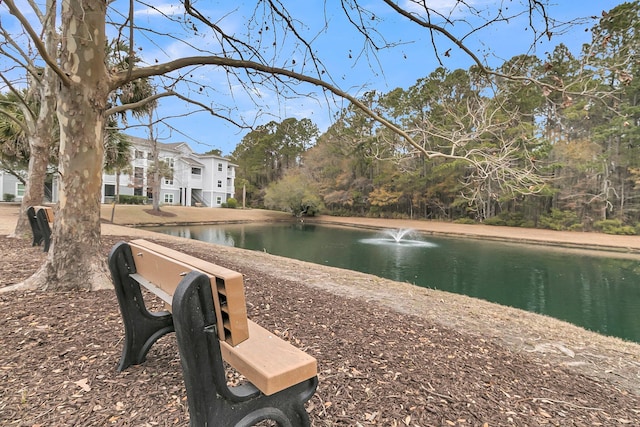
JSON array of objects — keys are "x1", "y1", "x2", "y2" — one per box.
[
  {"x1": 125, "y1": 135, "x2": 232, "y2": 162},
  {"x1": 182, "y1": 156, "x2": 205, "y2": 167}
]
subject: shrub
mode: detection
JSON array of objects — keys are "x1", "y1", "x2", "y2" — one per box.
[
  {"x1": 454, "y1": 218, "x2": 477, "y2": 225},
  {"x1": 538, "y1": 209, "x2": 580, "y2": 231},
  {"x1": 568, "y1": 223, "x2": 584, "y2": 232},
  {"x1": 225, "y1": 198, "x2": 237, "y2": 208},
  {"x1": 593, "y1": 219, "x2": 637, "y2": 235},
  {"x1": 326, "y1": 208, "x2": 355, "y2": 217},
  {"x1": 119, "y1": 195, "x2": 147, "y2": 205},
  {"x1": 3, "y1": 193, "x2": 15, "y2": 202},
  {"x1": 483, "y1": 216, "x2": 506, "y2": 226},
  {"x1": 483, "y1": 212, "x2": 532, "y2": 227}
]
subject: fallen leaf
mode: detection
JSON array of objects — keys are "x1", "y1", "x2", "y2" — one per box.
[
  {"x1": 538, "y1": 408, "x2": 552, "y2": 418},
  {"x1": 74, "y1": 377, "x2": 91, "y2": 392}
]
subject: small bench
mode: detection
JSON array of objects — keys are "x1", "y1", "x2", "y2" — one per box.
[
  {"x1": 27, "y1": 206, "x2": 53, "y2": 252},
  {"x1": 108, "y1": 239, "x2": 318, "y2": 426}
]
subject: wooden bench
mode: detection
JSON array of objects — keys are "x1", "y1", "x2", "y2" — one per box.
[
  {"x1": 27, "y1": 206, "x2": 53, "y2": 252},
  {"x1": 108, "y1": 239, "x2": 318, "y2": 426}
]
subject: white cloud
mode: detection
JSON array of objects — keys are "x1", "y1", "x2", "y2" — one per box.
[
  {"x1": 134, "y1": 3, "x2": 185, "y2": 17},
  {"x1": 401, "y1": 0, "x2": 483, "y2": 17}
]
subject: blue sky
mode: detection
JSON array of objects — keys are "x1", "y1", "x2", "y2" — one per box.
[{"x1": 2, "y1": 1, "x2": 628, "y2": 156}]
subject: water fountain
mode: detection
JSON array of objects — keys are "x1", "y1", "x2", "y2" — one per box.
[
  {"x1": 360, "y1": 228, "x2": 438, "y2": 248},
  {"x1": 384, "y1": 228, "x2": 414, "y2": 242}
]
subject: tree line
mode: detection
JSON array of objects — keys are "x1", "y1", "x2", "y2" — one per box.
[{"x1": 233, "y1": 2, "x2": 640, "y2": 234}]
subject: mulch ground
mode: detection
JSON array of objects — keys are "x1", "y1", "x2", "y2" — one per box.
[{"x1": 1, "y1": 235, "x2": 639, "y2": 426}]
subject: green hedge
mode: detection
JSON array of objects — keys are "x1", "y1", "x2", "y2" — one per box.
[
  {"x1": 118, "y1": 195, "x2": 147, "y2": 205},
  {"x1": 538, "y1": 209, "x2": 580, "y2": 231},
  {"x1": 593, "y1": 219, "x2": 638, "y2": 235},
  {"x1": 483, "y1": 212, "x2": 534, "y2": 228}
]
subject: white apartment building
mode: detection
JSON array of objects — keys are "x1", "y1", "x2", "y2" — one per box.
[
  {"x1": 102, "y1": 136, "x2": 236, "y2": 207},
  {"x1": 0, "y1": 171, "x2": 23, "y2": 201},
  {"x1": 0, "y1": 170, "x2": 57, "y2": 202}
]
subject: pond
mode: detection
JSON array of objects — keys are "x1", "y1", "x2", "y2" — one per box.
[{"x1": 144, "y1": 222, "x2": 640, "y2": 343}]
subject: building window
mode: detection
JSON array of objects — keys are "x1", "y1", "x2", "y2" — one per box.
[
  {"x1": 191, "y1": 167, "x2": 202, "y2": 175},
  {"x1": 217, "y1": 180, "x2": 222, "y2": 188},
  {"x1": 16, "y1": 183, "x2": 25, "y2": 198},
  {"x1": 218, "y1": 163, "x2": 223, "y2": 172},
  {"x1": 134, "y1": 167, "x2": 144, "y2": 187},
  {"x1": 216, "y1": 196, "x2": 222, "y2": 205},
  {"x1": 104, "y1": 184, "x2": 115, "y2": 197},
  {"x1": 164, "y1": 193, "x2": 174, "y2": 204},
  {"x1": 135, "y1": 150, "x2": 144, "y2": 159},
  {"x1": 164, "y1": 158, "x2": 174, "y2": 185}
]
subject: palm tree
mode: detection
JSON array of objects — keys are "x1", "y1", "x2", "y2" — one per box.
[
  {"x1": 104, "y1": 122, "x2": 133, "y2": 222},
  {"x1": 0, "y1": 91, "x2": 30, "y2": 184}
]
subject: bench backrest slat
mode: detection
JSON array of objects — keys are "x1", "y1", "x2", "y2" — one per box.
[
  {"x1": 129, "y1": 241, "x2": 250, "y2": 346},
  {"x1": 32, "y1": 205, "x2": 54, "y2": 222},
  {"x1": 130, "y1": 239, "x2": 250, "y2": 345}
]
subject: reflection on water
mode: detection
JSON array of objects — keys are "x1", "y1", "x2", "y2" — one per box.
[{"x1": 143, "y1": 222, "x2": 640, "y2": 343}]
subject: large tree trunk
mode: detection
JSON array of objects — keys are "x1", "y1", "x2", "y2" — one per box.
[
  {"x1": 24, "y1": 0, "x2": 111, "y2": 291},
  {"x1": 13, "y1": 1, "x2": 58, "y2": 239},
  {"x1": 15, "y1": 135, "x2": 51, "y2": 237}
]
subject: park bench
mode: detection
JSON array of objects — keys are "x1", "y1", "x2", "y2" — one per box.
[
  {"x1": 27, "y1": 206, "x2": 53, "y2": 252},
  {"x1": 108, "y1": 239, "x2": 318, "y2": 426}
]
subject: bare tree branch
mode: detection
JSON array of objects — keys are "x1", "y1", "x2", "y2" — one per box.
[
  {"x1": 2, "y1": 0, "x2": 70, "y2": 86},
  {"x1": 105, "y1": 91, "x2": 175, "y2": 116},
  {"x1": 112, "y1": 55, "x2": 417, "y2": 149}
]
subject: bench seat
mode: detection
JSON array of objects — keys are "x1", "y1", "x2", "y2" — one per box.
[{"x1": 220, "y1": 320, "x2": 317, "y2": 395}]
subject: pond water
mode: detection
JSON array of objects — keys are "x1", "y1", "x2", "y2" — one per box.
[{"x1": 144, "y1": 222, "x2": 640, "y2": 343}]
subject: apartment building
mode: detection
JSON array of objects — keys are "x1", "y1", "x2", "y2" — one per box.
[
  {"x1": 102, "y1": 135, "x2": 236, "y2": 207},
  {"x1": 0, "y1": 171, "x2": 57, "y2": 202},
  {"x1": 0, "y1": 171, "x2": 23, "y2": 201}
]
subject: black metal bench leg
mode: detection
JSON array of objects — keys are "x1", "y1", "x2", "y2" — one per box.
[
  {"x1": 35, "y1": 209, "x2": 52, "y2": 252},
  {"x1": 108, "y1": 242, "x2": 175, "y2": 371},
  {"x1": 233, "y1": 377, "x2": 318, "y2": 427},
  {"x1": 26, "y1": 207, "x2": 43, "y2": 246}
]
